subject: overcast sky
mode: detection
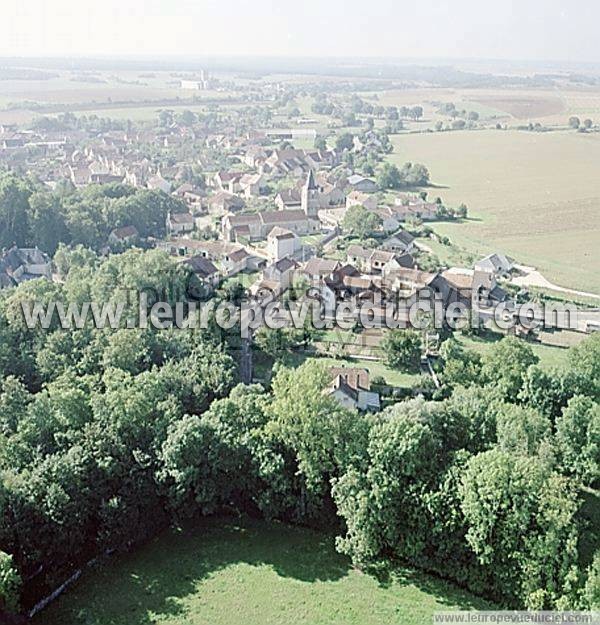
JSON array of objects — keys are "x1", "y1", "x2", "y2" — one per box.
[{"x1": 2, "y1": 0, "x2": 599, "y2": 63}]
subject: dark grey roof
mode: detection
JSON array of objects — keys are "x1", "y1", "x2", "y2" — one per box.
[
  {"x1": 273, "y1": 256, "x2": 298, "y2": 273},
  {"x1": 184, "y1": 255, "x2": 219, "y2": 277}
]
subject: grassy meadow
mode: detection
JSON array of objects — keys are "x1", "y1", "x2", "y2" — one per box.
[
  {"x1": 36, "y1": 517, "x2": 491, "y2": 625},
  {"x1": 392, "y1": 129, "x2": 600, "y2": 294}
]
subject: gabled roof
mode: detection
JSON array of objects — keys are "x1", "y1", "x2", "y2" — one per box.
[
  {"x1": 474, "y1": 253, "x2": 514, "y2": 273},
  {"x1": 169, "y1": 212, "x2": 194, "y2": 224},
  {"x1": 347, "y1": 174, "x2": 375, "y2": 187},
  {"x1": 260, "y1": 209, "x2": 309, "y2": 225},
  {"x1": 215, "y1": 171, "x2": 243, "y2": 183},
  {"x1": 342, "y1": 275, "x2": 375, "y2": 291},
  {"x1": 184, "y1": 255, "x2": 219, "y2": 277},
  {"x1": 209, "y1": 191, "x2": 244, "y2": 208},
  {"x1": 329, "y1": 367, "x2": 370, "y2": 391},
  {"x1": 110, "y1": 225, "x2": 139, "y2": 240},
  {"x1": 1, "y1": 246, "x2": 50, "y2": 269},
  {"x1": 303, "y1": 257, "x2": 340, "y2": 276},
  {"x1": 268, "y1": 226, "x2": 296, "y2": 240},
  {"x1": 391, "y1": 253, "x2": 416, "y2": 269},
  {"x1": 276, "y1": 188, "x2": 302, "y2": 204},
  {"x1": 384, "y1": 230, "x2": 414, "y2": 246},
  {"x1": 272, "y1": 256, "x2": 298, "y2": 273},
  {"x1": 240, "y1": 173, "x2": 263, "y2": 186},
  {"x1": 347, "y1": 244, "x2": 372, "y2": 260},
  {"x1": 442, "y1": 268, "x2": 474, "y2": 290},
  {"x1": 326, "y1": 375, "x2": 359, "y2": 402},
  {"x1": 228, "y1": 247, "x2": 250, "y2": 263},
  {"x1": 334, "y1": 264, "x2": 361, "y2": 279},
  {"x1": 227, "y1": 213, "x2": 262, "y2": 227},
  {"x1": 490, "y1": 285, "x2": 508, "y2": 302},
  {"x1": 369, "y1": 249, "x2": 395, "y2": 264},
  {"x1": 0, "y1": 246, "x2": 51, "y2": 286}
]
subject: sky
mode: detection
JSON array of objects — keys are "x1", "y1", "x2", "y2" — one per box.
[{"x1": 2, "y1": 0, "x2": 599, "y2": 64}]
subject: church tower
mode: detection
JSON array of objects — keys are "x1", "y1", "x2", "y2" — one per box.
[{"x1": 301, "y1": 170, "x2": 320, "y2": 217}]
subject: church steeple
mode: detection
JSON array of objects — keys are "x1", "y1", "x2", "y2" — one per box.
[{"x1": 301, "y1": 170, "x2": 319, "y2": 216}]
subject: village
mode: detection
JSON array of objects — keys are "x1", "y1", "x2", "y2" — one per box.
[{"x1": 2, "y1": 94, "x2": 596, "y2": 416}]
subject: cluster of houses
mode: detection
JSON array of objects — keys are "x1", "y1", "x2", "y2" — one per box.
[
  {"x1": 0, "y1": 113, "x2": 525, "y2": 414},
  {"x1": 0, "y1": 246, "x2": 53, "y2": 288}
]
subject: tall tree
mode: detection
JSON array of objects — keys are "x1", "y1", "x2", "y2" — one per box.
[{"x1": 0, "y1": 174, "x2": 32, "y2": 249}]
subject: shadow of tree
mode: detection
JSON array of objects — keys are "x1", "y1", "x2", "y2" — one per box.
[
  {"x1": 38, "y1": 516, "x2": 493, "y2": 625},
  {"x1": 364, "y1": 559, "x2": 493, "y2": 611},
  {"x1": 38, "y1": 516, "x2": 350, "y2": 625}
]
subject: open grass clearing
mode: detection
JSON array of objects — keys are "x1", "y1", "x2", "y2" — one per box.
[
  {"x1": 455, "y1": 331, "x2": 572, "y2": 370},
  {"x1": 37, "y1": 517, "x2": 492, "y2": 625},
  {"x1": 284, "y1": 351, "x2": 421, "y2": 388}
]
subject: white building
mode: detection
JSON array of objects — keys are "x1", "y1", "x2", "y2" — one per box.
[{"x1": 267, "y1": 227, "x2": 301, "y2": 261}]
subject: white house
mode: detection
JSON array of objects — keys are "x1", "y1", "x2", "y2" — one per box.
[
  {"x1": 267, "y1": 227, "x2": 301, "y2": 261},
  {"x1": 263, "y1": 256, "x2": 299, "y2": 294},
  {"x1": 474, "y1": 253, "x2": 514, "y2": 278},
  {"x1": 325, "y1": 367, "x2": 380, "y2": 412},
  {"x1": 239, "y1": 173, "x2": 267, "y2": 198},
  {"x1": 182, "y1": 255, "x2": 221, "y2": 291},
  {"x1": 301, "y1": 257, "x2": 340, "y2": 284},
  {"x1": 166, "y1": 212, "x2": 195, "y2": 236},
  {"x1": 381, "y1": 231, "x2": 415, "y2": 254}
]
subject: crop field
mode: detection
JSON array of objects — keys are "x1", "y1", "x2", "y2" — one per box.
[
  {"x1": 460, "y1": 87, "x2": 600, "y2": 125},
  {"x1": 0, "y1": 72, "x2": 179, "y2": 102},
  {"x1": 391, "y1": 129, "x2": 600, "y2": 294},
  {"x1": 371, "y1": 87, "x2": 509, "y2": 121},
  {"x1": 373, "y1": 86, "x2": 600, "y2": 129},
  {"x1": 0, "y1": 69, "x2": 241, "y2": 124},
  {"x1": 37, "y1": 517, "x2": 490, "y2": 625},
  {"x1": 466, "y1": 93, "x2": 565, "y2": 119}
]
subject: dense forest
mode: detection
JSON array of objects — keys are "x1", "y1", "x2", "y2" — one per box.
[{"x1": 0, "y1": 248, "x2": 598, "y2": 617}]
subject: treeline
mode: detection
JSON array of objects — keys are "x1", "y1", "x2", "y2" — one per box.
[
  {"x1": 312, "y1": 94, "x2": 423, "y2": 122},
  {"x1": 30, "y1": 112, "x2": 129, "y2": 134},
  {"x1": 0, "y1": 173, "x2": 187, "y2": 254},
  {"x1": 0, "y1": 249, "x2": 597, "y2": 615}
]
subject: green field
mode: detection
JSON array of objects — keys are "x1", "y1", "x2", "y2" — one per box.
[
  {"x1": 36, "y1": 517, "x2": 491, "y2": 625},
  {"x1": 455, "y1": 332, "x2": 573, "y2": 370},
  {"x1": 391, "y1": 129, "x2": 600, "y2": 294}
]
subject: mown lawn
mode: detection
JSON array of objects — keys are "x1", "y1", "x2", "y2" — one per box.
[
  {"x1": 455, "y1": 331, "x2": 572, "y2": 370},
  {"x1": 37, "y1": 517, "x2": 491, "y2": 625},
  {"x1": 280, "y1": 349, "x2": 421, "y2": 388}
]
